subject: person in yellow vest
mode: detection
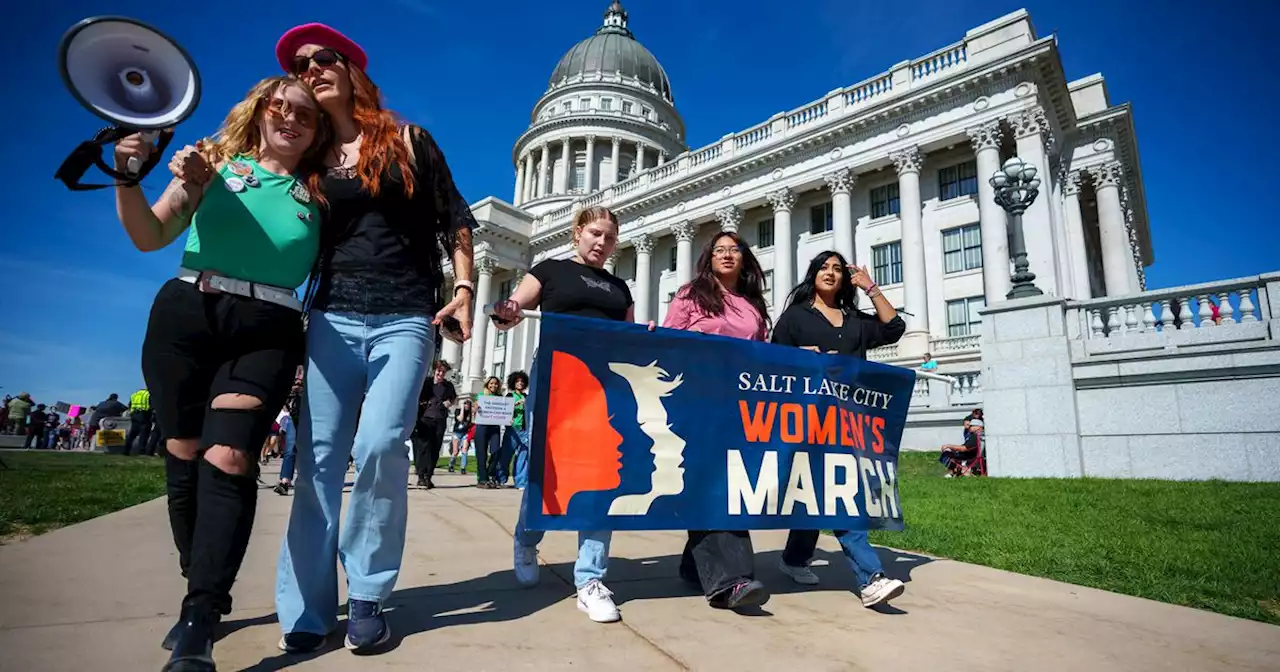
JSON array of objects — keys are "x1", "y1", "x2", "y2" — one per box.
[{"x1": 126, "y1": 388, "x2": 154, "y2": 457}]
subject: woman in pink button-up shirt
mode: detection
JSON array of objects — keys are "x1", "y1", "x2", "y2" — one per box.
[{"x1": 662, "y1": 231, "x2": 772, "y2": 612}]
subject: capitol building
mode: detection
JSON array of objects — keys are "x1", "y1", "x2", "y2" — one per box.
[{"x1": 440, "y1": 2, "x2": 1154, "y2": 428}]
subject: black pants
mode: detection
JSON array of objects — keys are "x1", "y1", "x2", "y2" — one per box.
[
  {"x1": 474, "y1": 424, "x2": 501, "y2": 483},
  {"x1": 413, "y1": 418, "x2": 448, "y2": 480},
  {"x1": 126, "y1": 410, "x2": 153, "y2": 456},
  {"x1": 782, "y1": 530, "x2": 825, "y2": 567},
  {"x1": 680, "y1": 530, "x2": 756, "y2": 599},
  {"x1": 143, "y1": 278, "x2": 303, "y2": 614}
]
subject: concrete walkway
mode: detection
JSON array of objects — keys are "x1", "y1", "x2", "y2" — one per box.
[{"x1": 2, "y1": 466, "x2": 1277, "y2": 671}]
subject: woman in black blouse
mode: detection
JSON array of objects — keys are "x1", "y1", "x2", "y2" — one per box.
[
  {"x1": 770, "y1": 251, "x2": 907, "y2": 609},
  {"x1": 273, "y1": 23, "x2": 476, "y2": 655}
]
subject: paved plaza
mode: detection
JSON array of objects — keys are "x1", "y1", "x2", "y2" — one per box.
[{"x1": 1, "y1": 464, "x2": 1277, "y2": 671}]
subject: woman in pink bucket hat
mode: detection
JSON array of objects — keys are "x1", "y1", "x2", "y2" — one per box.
[{"x1": 271, "y1": 22, "x2": 478, "y2": 655}]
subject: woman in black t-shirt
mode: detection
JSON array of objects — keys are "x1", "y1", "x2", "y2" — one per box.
[
  {"x1": 492, "y1": 206, "x2": 650, "y2": 625},
  {"x1": 771, "y1": 250, "x2": 907, "y2": 610}
]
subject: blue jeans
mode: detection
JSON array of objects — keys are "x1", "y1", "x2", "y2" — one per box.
[
  {"x1": 515, "y1": 490, "x2": 611, "y2": 588},
  {"x1": 278, "y1": 420, "x2": 297, "y2": 482},
  {"x1": 782, "y1": 529, "x2": 884, "y2": 587},
  {"x1": 275, "y1": 311, "x2": 433, "y2": 635},
  {"x1": 504, "y1": 427, "x2": 530, "y2": 488}
]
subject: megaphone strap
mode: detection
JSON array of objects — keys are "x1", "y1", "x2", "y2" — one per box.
[{"x1": 54, "y1": 126, "x2": 174, "y2": 191}]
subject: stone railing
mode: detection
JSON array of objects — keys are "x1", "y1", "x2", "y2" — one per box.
[
  {"x1": 930, "y1": 334, "x2": 981, "y2": 354},
  {"x1": 909, "y1": 371, "x2": 982, "y2": 409},
  {"x1": 867, "y1": 344, "x2": 900, "y2": 362},
  {"x1": 1066, "y1": 274, "x2": 1274, "y2": 357},
  {"x1": 531, "y1": 15, "x2": 1036, "y2": 236}
]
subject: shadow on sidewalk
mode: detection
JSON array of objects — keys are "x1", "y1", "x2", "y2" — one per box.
[{"x1": 234, "y1": 543, "x2": 931, "y2": 670}]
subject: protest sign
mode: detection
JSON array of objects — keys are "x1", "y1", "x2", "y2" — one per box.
[
  {"x1": 523, "y1": 313, "x2": 916, "y2": 532},
  {"x1": 474, "y1": 395, "x2": 515, "y2": 426}
]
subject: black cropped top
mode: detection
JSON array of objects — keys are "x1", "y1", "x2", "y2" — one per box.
[{"x1": 308, "y1": 125, "x2": 476, "y2": 316}]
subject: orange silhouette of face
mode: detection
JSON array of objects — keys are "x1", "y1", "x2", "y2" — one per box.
[{"x1": 542, "y1": 351, "x2": 624, "y2": 515}]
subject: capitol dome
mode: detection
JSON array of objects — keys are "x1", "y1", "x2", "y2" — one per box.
[{"x1": 547, "y1": 1, "x2": 674, "y2": 104}]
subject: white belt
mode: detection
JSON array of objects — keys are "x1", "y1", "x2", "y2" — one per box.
[{"x1": 177, "y1": 267, "x2": 302, "y2": 311}]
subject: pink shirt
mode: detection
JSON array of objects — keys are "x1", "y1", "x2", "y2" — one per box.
[{"x1": 663, "y1": 291, "x2": 767, "y2": 341}]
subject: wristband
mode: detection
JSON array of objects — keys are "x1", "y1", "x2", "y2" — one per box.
[{"x1": 453, "y1": 282, "x2": 474, "y2": 297}]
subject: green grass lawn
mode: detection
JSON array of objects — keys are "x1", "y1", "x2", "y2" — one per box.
[
  {"x1": 870, "y1": 452, "x2": 1280, "y2": 626},
  {"x1": 0, "y1": 452, "x2": 165, "y2": 540}
]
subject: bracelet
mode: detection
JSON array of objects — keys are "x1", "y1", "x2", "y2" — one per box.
[{"x1": 453, "y1": 284, "x2": 474, "y2": 297}]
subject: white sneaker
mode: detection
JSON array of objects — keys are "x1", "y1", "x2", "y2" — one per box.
[
  {"x1": 777, "y1": 559, "x2": 820, "y2": 585},
  {"x1": 860, "y1": 575, "x2": 905, "y2": 607},
  {"x1": 576, "y1": 579, "x2": 621, "y2": 623},
  {"x1": 514, "y1": 540, "x2": 540, "y2": 587}
]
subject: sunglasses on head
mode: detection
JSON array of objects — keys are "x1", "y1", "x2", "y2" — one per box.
[{"x1": 290, "y1": 48, "x2": 345, "y2": 75}]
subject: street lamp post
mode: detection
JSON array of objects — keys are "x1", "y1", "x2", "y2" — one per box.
[{"x1": 990, "y1": 156, "x2": 1044, "y2": 299}]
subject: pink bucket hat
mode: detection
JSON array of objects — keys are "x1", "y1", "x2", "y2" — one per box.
[{"x1": 275, "y1": 23, "x2": 368, "y2": 72}]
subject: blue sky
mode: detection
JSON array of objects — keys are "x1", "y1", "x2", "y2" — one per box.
[{"x1": 4, "y1": 0, "x2": 1277, "y2": 406}]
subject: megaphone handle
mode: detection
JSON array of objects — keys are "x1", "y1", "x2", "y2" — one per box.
[{"x1": 126, "y1": 130, "x2": 162, "y2": 176}]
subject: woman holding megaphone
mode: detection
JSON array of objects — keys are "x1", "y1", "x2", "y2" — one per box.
[{"x1": 113, "y1": 75, "x2": 332, "y2": 671}]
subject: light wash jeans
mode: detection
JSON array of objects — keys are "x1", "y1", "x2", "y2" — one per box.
[
  {"x1": 511, "y1": 353, "x2": 609, "y2": 588},
  {"x1": 504, "y1": 427, "x2": 530, "y2": 489},
  {"x1": 275, "y1": 311, "x2": 433, "y2": 636},
  {"x1": 278, "y1": 416, "x2": 297, "y2": 482},
  {"x1": 835, "y1": 530, "x2": 885, "y2": 587}
]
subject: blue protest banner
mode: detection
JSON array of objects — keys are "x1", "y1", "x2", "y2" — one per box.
[{"x1": 522, "y1": 312, "x2": 917, "y2": 533}]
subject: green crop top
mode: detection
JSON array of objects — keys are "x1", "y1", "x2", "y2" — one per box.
[{"x1": 181, "y1": 155, "x2": 321, "y2": 289}]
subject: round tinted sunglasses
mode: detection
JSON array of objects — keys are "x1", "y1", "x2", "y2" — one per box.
[{"x1": 291, "y1": 48, "x2": 345, "y2": 75}]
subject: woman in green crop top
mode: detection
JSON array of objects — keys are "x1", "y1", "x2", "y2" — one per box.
[{"x1": 113, "y1": 75, "x2": 332, "y2": 672}]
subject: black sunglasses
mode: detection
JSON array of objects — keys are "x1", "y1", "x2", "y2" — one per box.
[{"x1": 291, "y1": 48, "x2": 345, "y2": 75}]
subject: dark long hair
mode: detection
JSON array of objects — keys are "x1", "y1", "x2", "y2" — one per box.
[
  {"x1": 677, "y1": 231, "x2": 772, "y2": 334},
  {"x1": 784, "y1": 250, "x2": 859, "y2": 312}
]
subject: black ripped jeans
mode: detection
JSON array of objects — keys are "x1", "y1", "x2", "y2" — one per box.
[
  {"x1": 679, "y1": 530, "x2": 756, "y2": 600},
  {"x1": 143, "y1": 278, "x2": 304, "y2": 614}
]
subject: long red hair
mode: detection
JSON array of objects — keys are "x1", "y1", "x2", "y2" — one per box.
[{"x1": 348, "y1": 65, "x2": 415, "y2": 198}]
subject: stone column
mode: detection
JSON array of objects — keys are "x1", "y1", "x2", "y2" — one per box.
[
  {"x1": 715, "y1": 205, "x2": 742, "y2": 233},
  {"x1": 1009, "y1": 107, "x2": 1059, "y2": 296},
  {"x1": 1062, "y1": 170, "x2": 1092, "y2": 299},
  {"x1": 636, "y1": 143, "x2": 646, "y2": 172},
  {"x1": 514, "y1": 159, "x2": 526, "y2": 206},
  {"x1": 633, "y1": 234, "x2": 655, "y2": 323},
  {"x1": 658, "y1": 152, "x2": 667, "y2": 166},
  {"x1": 824, "y1": 168, "x2": 856, "y2": 263},
  {"x1": 524, "y1": 154, "x2": 536, "y2": 202},
  {"x1": 891, "y1": 146, "x2": 930, "y2": 355},
  {"x1": 767, "y1": 188, "x2": 796, "y2": 310},
  {"x1": 556, "y1": 137, "x2": 572, "y2": 194},
  {"x1": 1089, "y1": 162, "x2": 1134, "y2": 296},
  {"x1": 537, "y1": 143, "x2": 549, "y2": 199},
  {"x1": 584, "y1": 135, "x2": 596, "y2": 194},
  {"x1": 967, "y1": 120, "x2": 1012, "y2": 300},
  {"x1": 611, "y1": 137, "x2": 621, "y2": 186},
  {"x1": 604, "y1": 251, "x2": 618, "y2": 274},
  {"x1": 481, "y1": 311, "x2": 498, "y2": 380},
  {"x1": 673, "y1": 221, "x2": 696, "y2": 287},
  {"x1": 466, "y1": 256, "x2": 497, "y2": 390}
]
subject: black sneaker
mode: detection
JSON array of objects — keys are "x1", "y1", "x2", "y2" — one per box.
[
  {"x1": 278, "y1": 631, "x2": 327, "y2": 654},
  {"x1": 345, "y1": 599, "x2": 390, "y2": 653},
  {"x1": 415, "y1": 475, "x2": 427, "y2": 488},
  {"x1": 710, "y1": 579, "x2": 770, "y2": 610}
]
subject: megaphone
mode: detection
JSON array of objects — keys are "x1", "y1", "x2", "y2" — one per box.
[{"x1": 53, "y1": 16, "x2": 201, "y2": 191}]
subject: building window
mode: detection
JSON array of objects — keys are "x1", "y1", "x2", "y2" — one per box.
[
  {"x1": 938, "y1": 160, "x2": 979, "y2": 201},
  {"x1": 763, "y1": 270, "x2": 774, "y2": 305},
  {"x1": 563, "y1": 101, "x2": 572, "y2": 112},
  {"x1": 756, "y1": 217, "x2": 775, "y2": 248},
  {"x1": 601, "y1": 98, "x2": 613, "y2": 111},
  {"x1": 668, "y1": 246, "x2": 677, "y2": 272},
  {"x1": 571, "y1": 153, "x2": 586, "y2": 192},
  {"x1": 580, "y1": 97, "x2": 591, "y2": 110},
  {"x1": 495, "y1": 280, "x2": 512, "y2": 347},
  {"x1": 642, "y1": 106, "x2": 652, "y2": 120},
  {"x1": 809, "y1": 202, "x2": 833, "y2": 235},
  {"x1": 870, "y1": 183, "x2": 900, "y2": 218},
  {"x1": 492, "y1": 361, "x2": 505, "y2": 383},
  {"x1": 942, "y1": 224, "x2": 983, "y2": 273},
  {"x1": 872, "y1": 242, "x2": 903, "y2": 285},
  {"x1": 622, "y1": 100, "x2": 633, "y2": 114},
  {"x1": 946, "y1": 296, "x2": 985, "y2": 337}
]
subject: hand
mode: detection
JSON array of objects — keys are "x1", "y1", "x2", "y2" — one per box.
[
  {"x1": 801, "y1": 345, "x2": 820, "y2": 352},
  {"x1": 490, "y1": 299, "x2": 522, "y2": 331},
  {"x1": 646, "y1": 320, "x2": 656, "y2": 332},
  {"x1": 848, "y1": 264, "x2": 875, "y2": 292},
  {"x1": 113, "y1": 132, "x2": 156, "y2": 174},
  {"x1": 434, "y1": 294, "x2": 473, "y2": 341},
  {"x1": 169, "y1": 142, "x2": 214, "y2": 185}
]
